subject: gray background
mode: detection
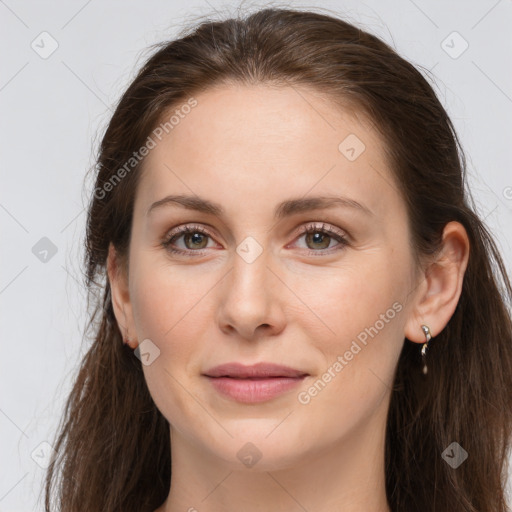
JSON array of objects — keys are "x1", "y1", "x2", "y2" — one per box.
[{"x1": 1, "y1": 0, "x2": 511, "y2": 510}]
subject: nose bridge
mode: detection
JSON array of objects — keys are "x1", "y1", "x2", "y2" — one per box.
[
  {"x1": 217, "y1": 234, "x2": 281, "y2": 337},
  {"x1": 230, "y1": 236, "x2": 272, "y2": 306}
]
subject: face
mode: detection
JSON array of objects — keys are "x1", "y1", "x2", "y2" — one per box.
[{"x1": 112, "y1": 83, "x2": 420, "y2": 470}]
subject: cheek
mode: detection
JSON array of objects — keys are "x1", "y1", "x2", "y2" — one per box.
[
  {"x1": 293, "y1": 276, "x2": 404, "y2": 442},
  {"x1": 130, "y1": 260, "x2": 216, "y2": 434},
  {"x1": 289, "y1": 257, "x2": 408, "y2": 427},
  {"x1": 130, "y1": 253, "x2": 213, "y2": 346},
  {"x1": 128, "y1": 258, "x2": 215, "y2": 427},
  {"x1": 289, "y1": 254, "x2": 407, "y2": 357}
]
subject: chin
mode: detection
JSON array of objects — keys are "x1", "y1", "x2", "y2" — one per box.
[{"x1": 198, "y1": 428, "x2": 310, "y2": 472}]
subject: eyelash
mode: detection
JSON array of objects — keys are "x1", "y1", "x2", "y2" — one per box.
[{"x1": 161, "y1": 222, "x2": 349, "y2": 257}]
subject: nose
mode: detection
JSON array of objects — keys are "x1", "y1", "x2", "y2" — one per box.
[{"x1": 216, "y1": 247, "x2": 286, "y2": 341}]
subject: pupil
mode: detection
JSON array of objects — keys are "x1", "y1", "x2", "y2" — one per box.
[{"x1": 188, "y1": 233, "x2": 206, "y2": 248}]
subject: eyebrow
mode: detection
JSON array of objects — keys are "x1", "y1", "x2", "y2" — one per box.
[{"x1": 146, "y1": 194, "x2": 374, "y2": 219}]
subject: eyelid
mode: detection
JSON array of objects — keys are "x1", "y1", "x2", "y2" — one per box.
[{"x1": 165, "y1": 223, "x2": 211, "y2": 239}]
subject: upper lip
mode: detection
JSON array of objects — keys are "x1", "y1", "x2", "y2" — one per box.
[{"x1": 203, "y1": 362, "x2": 309, "y2": 379}]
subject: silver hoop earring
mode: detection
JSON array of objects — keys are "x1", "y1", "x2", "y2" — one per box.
[{"x1": 420, "y1": 324, "x2": 432, "y2": 375}]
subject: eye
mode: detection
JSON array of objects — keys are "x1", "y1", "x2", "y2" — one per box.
[
  {"x1": 161, "y1": 224, "x2": 216, "y2": 256},
  {"x1": 161, "y1": 222, "x2": 349, "y2": 256},
  {"x1": 289, "y1": 222, "x2": 349, "y2": 256}
]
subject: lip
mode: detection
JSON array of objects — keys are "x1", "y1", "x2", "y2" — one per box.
[
  {"x1": 204, "y1": 362, "x2": 308, "y2": 379},
  {"x1": 203, "y1": 362, "x2": 309, "y2": 403}
]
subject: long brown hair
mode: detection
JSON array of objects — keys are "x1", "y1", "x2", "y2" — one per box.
[{"x1": 43, "y1": 6, "x2": 512, "y2": 511}]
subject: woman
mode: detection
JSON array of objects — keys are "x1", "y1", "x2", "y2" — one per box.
[{"x1": 43, "y1": 6, "x2": 512, "y2": 512}]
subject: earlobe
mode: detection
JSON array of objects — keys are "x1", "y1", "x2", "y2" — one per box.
[
  {"x1": 404, "y1": 221, "x2": 470, "y2": 344},
  {"x1": 106, "y1": 243, "x2": 138, "y2": 349}
]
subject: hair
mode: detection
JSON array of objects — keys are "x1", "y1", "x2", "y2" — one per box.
[{"x1": 43, "y1": 5, "x2": 512, "y2": 512}]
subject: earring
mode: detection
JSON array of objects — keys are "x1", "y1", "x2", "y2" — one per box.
[
  {"x1": 420, "y1": 324, "x2": 432, "y2": 375},
  {"x1": 124, "y1": 333, "x2": 138, "y2": 348}
]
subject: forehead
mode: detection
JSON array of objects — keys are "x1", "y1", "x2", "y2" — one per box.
[{"x1": 135, "y1": 83, "x2": 398, "y2": 219}]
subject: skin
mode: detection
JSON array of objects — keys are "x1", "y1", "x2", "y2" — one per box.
[{"x1": 107, "y1": 83, "x2": 470, "y2": 512}]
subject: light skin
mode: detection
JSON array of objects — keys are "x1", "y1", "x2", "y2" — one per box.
[{"x1": 107, "y1": 83, "x2": 470, "y2": 512}]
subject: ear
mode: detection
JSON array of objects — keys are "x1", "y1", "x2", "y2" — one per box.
[
  {"x1": 404, "y1": 221, "x2": 470, "y2": 343},
  {"x1": 107, "y1": 242, "x2": 138, "y2": 349}
]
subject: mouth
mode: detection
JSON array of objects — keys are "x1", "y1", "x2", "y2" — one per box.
[
  {"x1": 203, "y1": 361, "x2": 309, "y2": 379},
  {"x1": 202, "y1": 362, "x2": 309, "y2": 403}
]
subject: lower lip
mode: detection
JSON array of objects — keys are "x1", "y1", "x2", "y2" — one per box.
[{"x1": 205, "y1": 376, "x2": 307, "y2": 403}]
